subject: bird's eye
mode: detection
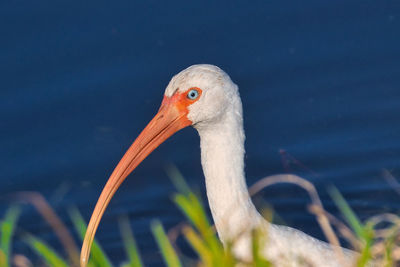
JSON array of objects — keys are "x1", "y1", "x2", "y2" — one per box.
[{"x1": 187, "y1": 89, "x2": 199, "y2": 100}]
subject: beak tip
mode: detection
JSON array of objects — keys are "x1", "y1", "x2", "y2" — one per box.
[{"x1": 80, "y1": 257, "x2": 87, "y2": 267}]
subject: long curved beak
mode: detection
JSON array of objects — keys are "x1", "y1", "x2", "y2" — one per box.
[{"x1": 80, "y1": 96, "x2": 191, "y2": 266}]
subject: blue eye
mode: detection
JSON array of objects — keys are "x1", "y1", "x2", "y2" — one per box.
[{"x1": 187, "y1": 89, "x2": 199, "y2": 100}]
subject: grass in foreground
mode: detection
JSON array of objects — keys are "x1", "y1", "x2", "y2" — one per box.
[{"x1": 1, "y1": 169, "x2": 399, "y2": 266}]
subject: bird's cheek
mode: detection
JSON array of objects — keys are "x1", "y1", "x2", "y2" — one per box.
[{"x1": 186, "y1": 103, "x2": 203, "y2": 125}]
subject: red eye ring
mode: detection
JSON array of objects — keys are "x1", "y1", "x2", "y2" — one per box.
[{"x1": 186, "y1": 87, "x2": 202, "y2": 101}]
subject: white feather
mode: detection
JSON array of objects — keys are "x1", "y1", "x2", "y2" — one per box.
[{"x1": 165, "y1": 64, "x2": 359, "y2": 266}]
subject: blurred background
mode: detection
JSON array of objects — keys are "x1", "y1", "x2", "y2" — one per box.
[{"x1": 1, "y1": 0, "x2": 400, "y2": 265}]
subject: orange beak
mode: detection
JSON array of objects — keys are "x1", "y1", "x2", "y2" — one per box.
[{"x1": 80, "y1": 94, "x2": 192, "y2": 266}]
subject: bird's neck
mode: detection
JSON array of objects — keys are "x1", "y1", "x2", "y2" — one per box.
[{"x1": 195, "y1": 106, "x2": 263, "y2": 243}]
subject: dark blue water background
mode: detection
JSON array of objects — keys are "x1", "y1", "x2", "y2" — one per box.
[{"x1": 1, "y1": 1, "x2": 400, "y2": 265}]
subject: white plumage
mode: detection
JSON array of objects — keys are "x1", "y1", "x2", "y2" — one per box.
[
  {"x1": 81, "y1": 64, "x2": 360, "y2": 267},
  {"x1": 166, "y1": 64, "x2": 357, "y2": 266}
]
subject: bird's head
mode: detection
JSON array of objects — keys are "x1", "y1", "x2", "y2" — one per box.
[
  {"x1": 164, "y1": 64, "x2": 238, "y2": 127},
  {"x1": 80, "y1": 64, "x2": 238, "y2": 266}
]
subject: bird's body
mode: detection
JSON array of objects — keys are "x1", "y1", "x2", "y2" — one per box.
[{"x1": 81, "y1": 64, "x2": 358, "y2": 266}]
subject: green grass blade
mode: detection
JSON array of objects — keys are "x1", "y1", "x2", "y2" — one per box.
[
  {"x1": 383, "y1": 225, "x2": 399, "y2": 267},
  {"x1": 166, "y1": 166, "x2": 211, "y2": 232},
  {"x1": 168, "y1": 168, "x2": 222, "y2": 252},
  {"x1": 173, "y1": 192, "x2": 223, "y2": 256},
  {"x1": 0, "y1": 205, "x2": 21, "y2": 267},
  {"x1": 68, "y1": 208, "x2": 113, "y2": 267},
  {"x1": 173, "y1": 194, "x2": 202, "y2": 229},
  {"x1": 24, "y1": 234, "x2": 69, "y2": 267},
  {"x1": 0, "y1": 249, "x2": 6, "y2": 267},
  {"x1": 182, "y1": 226, "x2": 213, "y2": 266},
  {"x1": 329, "y1": 187, "x2": 376, "y2": 265},
  {"x1": 356, "y1": 223, "x2": 374, "y2": 267},
  {"x1": 251, "y1": 229, "x2": 272, "y2": 267},
  {"x1": 165, "y1": 164, "x2": 192, "y2": 196},
  {"x1": 329, "y1": 187, "x2": 365, "y2": 238},
  {"x1": 118, "y1": 217, "x2": 143, "y2": 267},
  {"x1": 151, "y1": 220, "x2": 181, "y2": 267},
  {"x1": 168, "y1": 167, "x2": 225, "y2": 263}
]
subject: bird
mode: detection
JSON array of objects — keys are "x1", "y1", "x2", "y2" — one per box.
[{"x1": 80, "y1": 64, "x2": 358, "y2": 267}]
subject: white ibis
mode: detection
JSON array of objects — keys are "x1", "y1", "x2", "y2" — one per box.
[{"x1": 81, "y1": 64, "x2": 357, "y2": 266}]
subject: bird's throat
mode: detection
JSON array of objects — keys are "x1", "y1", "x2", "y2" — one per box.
[{"x1": 196, "y1": 107, "x2": 263, "y2": 244}]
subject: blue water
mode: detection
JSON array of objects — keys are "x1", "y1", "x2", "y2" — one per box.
[{"x1": 1, "y1": 0, "x2": 400, "y2": 265}]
